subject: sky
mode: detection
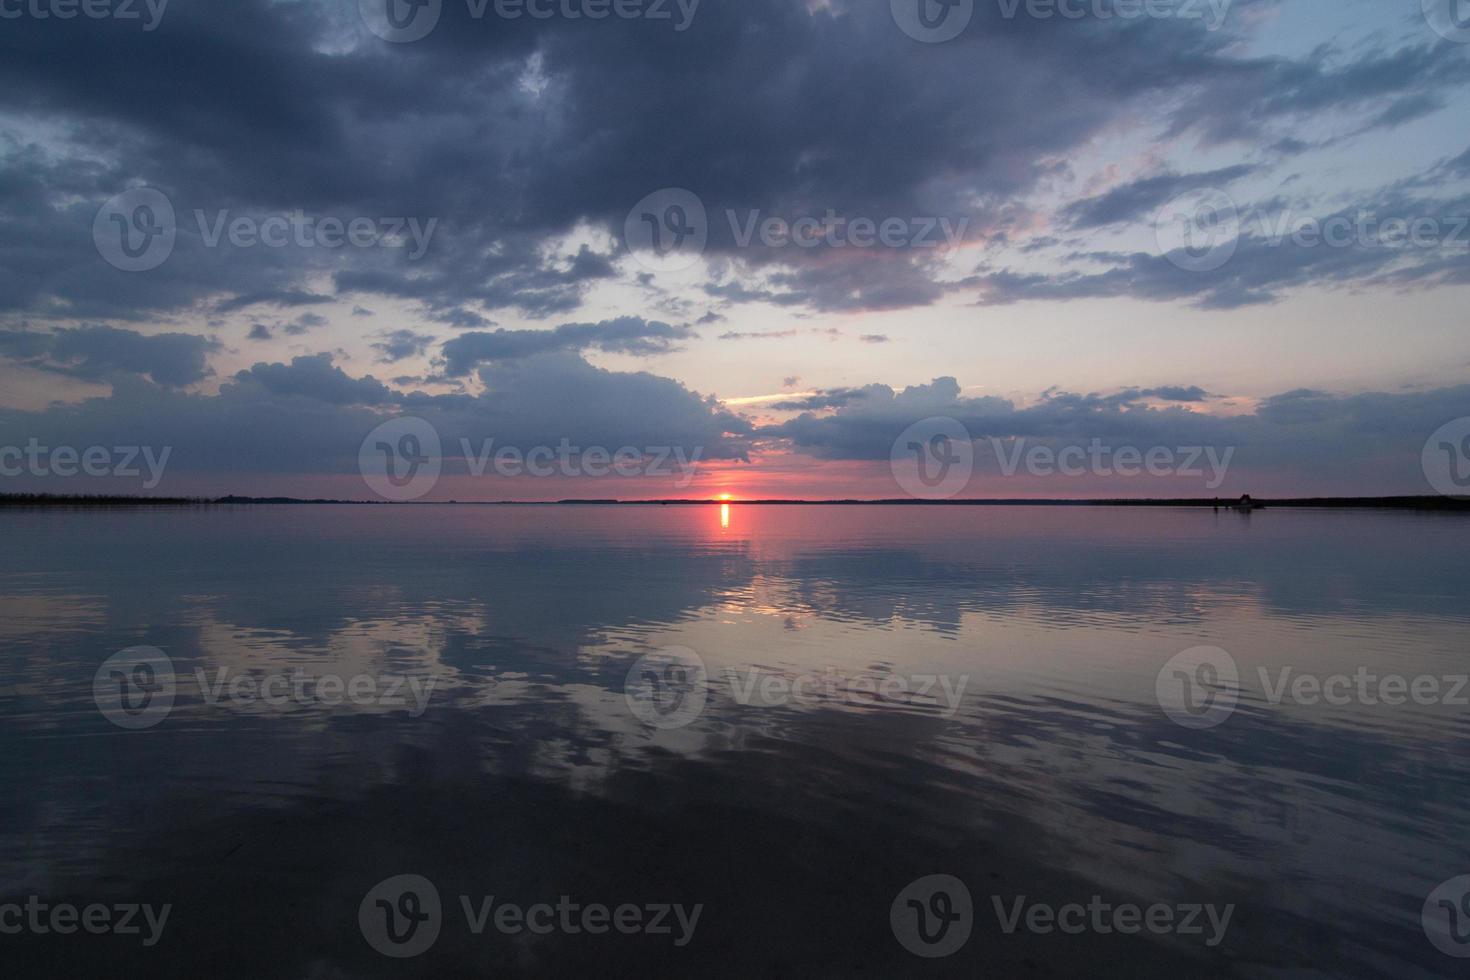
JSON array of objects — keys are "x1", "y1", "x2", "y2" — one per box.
[{"x1": 0, "y1": 0, "x2": 1468, "y2": 500}]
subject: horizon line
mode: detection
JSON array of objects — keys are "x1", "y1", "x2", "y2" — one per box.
[{"x1": 3, "y1": 493, "x2": 1468, "y2": 510}]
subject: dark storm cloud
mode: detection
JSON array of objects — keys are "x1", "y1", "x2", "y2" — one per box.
[
  {"x1": 0, "y1": 0, "x2": 1462, "y2": 323},
  {"x1": 441, "y1": 317, "x2": 693, "y2": 376},
  {"x1": 0, "y1": 324, "x2": 217, "y2": 386}
]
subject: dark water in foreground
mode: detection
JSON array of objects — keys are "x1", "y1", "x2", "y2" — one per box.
[{"x1": 1, "y1": 504, "x2": 1467, "y2": 977}]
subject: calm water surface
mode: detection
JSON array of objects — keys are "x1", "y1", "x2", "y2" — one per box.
[{"x1": 1, "y1": 504, "x2": 1467, "y2": 977}]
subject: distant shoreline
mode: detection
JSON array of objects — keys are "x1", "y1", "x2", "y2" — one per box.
[{"x1": 2, "y1": 493, "x2": 1468, "y2": 511}]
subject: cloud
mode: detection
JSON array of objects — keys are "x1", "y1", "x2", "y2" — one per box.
[
  {"x1": 979, "y1": 187, "x2": 1470, "y2": 310},
  {"x1": 442, "y1": 317, "x2": 693, "y2": 376},
  {"x1": 284, "y1": 313, "x2": 328, "y2": 336},
  {"x1": 0, "y1": 352, "x2": 753, "y2": 488},
  {"x1": 0, "y1": 325, "x2": 217, "y2": 386},
  {"x1": 215, "y1": 289, "x2": 334, "y2": 314},
  {"x1": 1061, "y1": 166, "x2": 1259, "y2": 230},
  {"x1": 719, "y1": 329, "x2": 799, "y2": 341},
  {"x1": 236, "y1": 354, "x2": 395, "y2": 406},
  {"x1": 2, "y1": 0, "x2": 1461, "y2": 325},
  {"x1": 758, "y1": 374, "x2": 1470, "y2": 493},
  {"x1": 371, "y1": 329, "x2": 435, "y2": 363},
  {"x1": 768, "y1": 386, "x2": 881, "y2": 412}
]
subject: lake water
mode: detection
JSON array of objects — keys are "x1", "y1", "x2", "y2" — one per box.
[{"x1": 1, "y1": 504, "x2": 1467, "y2": 976}]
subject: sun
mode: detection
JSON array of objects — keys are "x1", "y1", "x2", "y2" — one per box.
[{"x1": 719, "y1": 493, "x2": 733, "y2": 501}]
